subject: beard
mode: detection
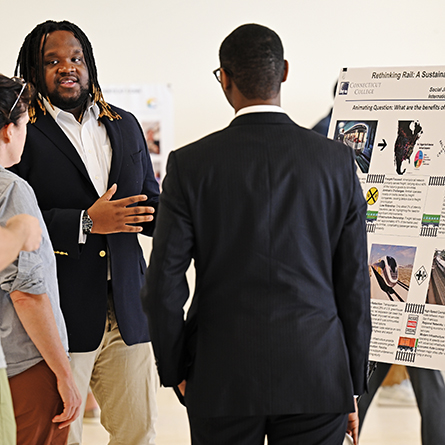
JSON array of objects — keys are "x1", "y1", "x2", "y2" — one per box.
[{"x1": 47, "y1": 83, "x2": 90, "y2": 112}]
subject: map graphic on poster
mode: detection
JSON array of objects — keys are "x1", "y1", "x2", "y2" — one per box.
[
  {"x1": 102, "y1": 84, "x2": 174, "y2": 186},
  {"x1": 329, "y1": 66, "x2": 445, "y2": 370}
]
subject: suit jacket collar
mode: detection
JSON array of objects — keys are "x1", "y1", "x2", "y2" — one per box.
[
  {"x1": 32, "y1": 108, "x2": 91, "y2": 186},
  {"x1": 100, "y1": 112, "x2": 123, "y2": 188},
  {"x1": 31, "y1": 106, "x2": 124, "y2": 195},
  {"x1": 229, "y1": 111, "x2": 296, "y2": 127}
]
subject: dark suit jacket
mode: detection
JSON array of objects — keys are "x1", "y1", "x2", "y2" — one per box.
[
  {"x1": 11, "y1": 105, "x2": 159, "y2": 352},
  {"x1": 141, "y1": 111, "x2": 371, "y2": 417}
]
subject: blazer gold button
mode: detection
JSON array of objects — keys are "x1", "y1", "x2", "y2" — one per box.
[{"x1": 99, "y1": 250, "x2": 106, "y2": 257}]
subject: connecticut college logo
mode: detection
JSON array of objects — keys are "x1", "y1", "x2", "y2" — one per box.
[{"x1": 339, "y1": 82, "x2": 349, "y2": 95}]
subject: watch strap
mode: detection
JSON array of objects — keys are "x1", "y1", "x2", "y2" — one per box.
[{"x1": 82, "y1": 210, "x2": 93, "y2": 235}]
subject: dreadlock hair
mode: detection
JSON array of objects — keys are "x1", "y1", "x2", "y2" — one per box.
[
  {"x1": 14, "y1": 20, "x2": 120, "y2": 123},
  {"x1": 219, "y1": 24, "x2": 285, "y2": 100},
  {"x1": 0, "y1": 74, "x2": 35, "y2": 129}
]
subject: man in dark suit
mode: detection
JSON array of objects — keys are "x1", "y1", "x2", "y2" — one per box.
[
  {"x1": 141, "y1": 24, "x2": 371, "y2": 445},
  {"x1": 11, "y1": 20, "x2": 160, "y2": 444}
]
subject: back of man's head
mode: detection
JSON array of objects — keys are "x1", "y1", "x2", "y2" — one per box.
[{"x1": 219, "y1": 24, "x2": 284, "y2": 101}]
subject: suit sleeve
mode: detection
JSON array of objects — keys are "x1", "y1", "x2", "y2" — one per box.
[
  {"x1": 332, "y1": 152, "x2": 372, "y2": 396},
  {"x1": 141, "y1": 151, "x2": 194, "y2": 386}
]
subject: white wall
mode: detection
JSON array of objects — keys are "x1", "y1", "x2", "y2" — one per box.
[
  {"x1": 2, "y1": 0, "x2": 445, "y2": 150},
  {"x1": 2, "y1": 0, "x2": 443, "y2": 294}
]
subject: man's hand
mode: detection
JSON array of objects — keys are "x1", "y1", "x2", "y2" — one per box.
[
  {"x1": 88, "y1": 184, "x2": 155, "y2": 234},
  {"x1": 346, "y1": 397, "x2": 359, "y2": 445},
  {"x1": 6, "y1": 214, "x2": 42, "y2": 251},
  {"x1": 52, "y1": 374, "x2": 82, "y2": 429}
]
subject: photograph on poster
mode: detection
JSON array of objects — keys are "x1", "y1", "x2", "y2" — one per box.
[
  {"x1": 332, "y1": 120, "x2": 378, "y2": 173},
  {"x1": 394, "y1": 120, "x2": 423, "y2": 175},
  {"x1": 368, "y1": 243, "x2": 416, "y2": 302},
  {"x1": 397, "y1": 336, "x2": 417, "y2": 353},
  {"x1": 142, "y1": 121, "x2": 161, "y2": 155},
  {"x1": 425, "y1": 248, "x2": 445, "y2": 305}
]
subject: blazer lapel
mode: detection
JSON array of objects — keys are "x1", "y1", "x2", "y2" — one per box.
[
  {"x1": 32, "y1": 111, "x2": 93, "y2": 187},
  {"x1": 101, "y1": 116, "x2": 123, "y2": 189}
]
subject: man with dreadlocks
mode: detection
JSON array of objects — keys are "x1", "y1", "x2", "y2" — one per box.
[{"x1": 11, "y1": 20, "x2": 160, "y2": 445}]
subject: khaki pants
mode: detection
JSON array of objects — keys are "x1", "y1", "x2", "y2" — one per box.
[
  {"x1": 68, "y1": 300, "x2": 159, "y2": 445},
  {"x1": 0, "y1": 368, "x2": 15, "y2": 445}
]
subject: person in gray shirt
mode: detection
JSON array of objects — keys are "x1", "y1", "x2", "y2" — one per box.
[
  {"x1": 0, "y1": 214, "x2": 41, "y2": 271},
  {"x1": 0, "y1": 74, "x2": 81, "y2": 444},
  {"x1": 0, "y1": 213, "x2": 42, "y2": 445}
]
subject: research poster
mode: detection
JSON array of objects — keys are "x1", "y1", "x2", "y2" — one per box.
[
  {"x1": 102, "y1": 84, "x2": 174, "y2": 185},
  {"x1": 328, "y1": 66, "x2": 445, "y2": 370}
]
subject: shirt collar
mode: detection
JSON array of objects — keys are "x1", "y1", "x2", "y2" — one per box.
[
  {"x1": 234, "y1": 104, "x2": 286, "y2": 119},
  {"x1": 42, "y1": 95, "x2": 99, "y2": 123}
]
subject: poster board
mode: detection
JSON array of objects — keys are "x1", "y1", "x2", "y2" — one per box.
[
  {"x1": 329, "y1": 66, "x2": 445, "y2": 370},
  {"x1": 102, "y1": 84, "x2": 174, "y2": 185}
]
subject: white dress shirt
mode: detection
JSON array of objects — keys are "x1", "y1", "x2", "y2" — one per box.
[
  {"x1": 234, "y1": 104, "x2": 286, "y2": 118},
  {"x1": 44, "y1": 97, "x2": 112, "y2": 243}
]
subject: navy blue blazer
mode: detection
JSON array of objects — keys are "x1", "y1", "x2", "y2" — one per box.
[
  {"x1": 142, "y1": 112, "x2": 371, "y2": 417},
  {"x1": 11, "y1": 105, "x2": 159, "y2": 352}
]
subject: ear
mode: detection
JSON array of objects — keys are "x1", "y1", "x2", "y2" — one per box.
[
  {"x1": 220, "y1": 69, "x2": 236, "y2": 109},
  {"x1": 1, "y1": 123, "x2": 14, "y2": 144},
  {"x1": 220, "y1": 68, "x2": 232, "y2": 92},
  {"x1": 282, "y1": 60, "x2": 289, "y2": 83}
]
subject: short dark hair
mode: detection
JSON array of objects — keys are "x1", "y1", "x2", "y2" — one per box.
[
  {"x1": 219, "y1": 24, "x2": 284, "y2": 100},
  {"x1": 14, "y1": 20, "x2": 119, "y2": 122},
  {"x1": 0, "y1": 74, "x2": 34, "y2": 129}
]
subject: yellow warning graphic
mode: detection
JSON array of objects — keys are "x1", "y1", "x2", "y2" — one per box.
[{"x1": 366, "y1": 187, "x2": 379, "y2": 205}]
